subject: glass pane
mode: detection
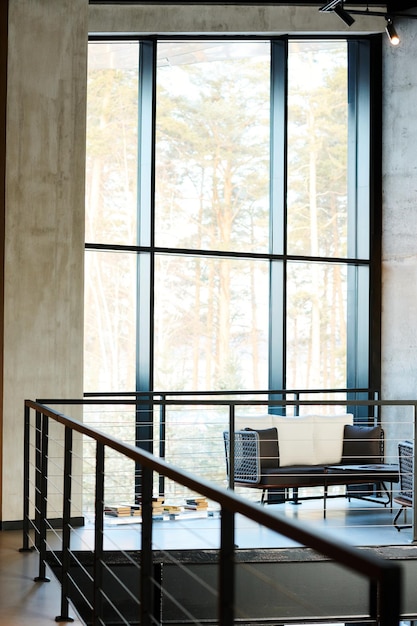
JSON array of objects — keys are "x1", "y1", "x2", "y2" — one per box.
[
  {"x1": 154, "y1": 254, "x2": 269, "y2": 390},
  {"x1": 287, "y1": 41, "x2": 348, "y2": 258},
  {"x1": 84, "y1": 251, "x2": 137, "y2": 391},
  {"x1": 162, "y1": 404, "x2": 231, "y2": 500},
  {"x1": 86, "y1": 42, "x2": 139, "y2": 245},
  {"x1": 286, "y1": 262, "x2": 347, "y2": 389},
  {"x1": 155, "y1": 41, "x2": 270, "y2": 253}
]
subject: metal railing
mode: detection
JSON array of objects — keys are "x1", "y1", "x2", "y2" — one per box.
[
  {"x1": 35, "y1": 389, "x2": 417, "y2": 534},
  {"x1": 21, "y1": 396, "x2": 405, "y2": 625},
  {"x1": 39, "y1": 387, "x2": 380, "y2": 505}
]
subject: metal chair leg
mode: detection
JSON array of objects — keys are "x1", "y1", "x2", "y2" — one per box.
[{"x1": 393, "y1": 505, "x2": 412, "y2": 531}]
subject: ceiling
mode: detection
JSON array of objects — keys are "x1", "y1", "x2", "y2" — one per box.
[
  {"x1": 87, "y1": 2, "x2": 417, "y2": 19},
  {"x1": 88, "y1": 1, "x2": 417, "y2": 5}
]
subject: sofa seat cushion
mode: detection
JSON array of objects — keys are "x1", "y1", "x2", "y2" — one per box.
[
  {"x1": 257, "y1": 465, "x2": 327, "y2": 488},
  {"x1": 242, "y1": 463, "x2": 399, "y2": 489}
]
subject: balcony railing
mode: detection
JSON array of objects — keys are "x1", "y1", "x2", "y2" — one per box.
[
  {"x1": 20, "y1": 394, "x2": 405, "y2": 625},
  {"x1": 34, "y1": 389, "x2": 417, "y2": 535}
]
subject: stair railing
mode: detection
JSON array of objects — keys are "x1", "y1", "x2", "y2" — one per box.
[{"x1": 21, "y1": 397, "x2": 402, "y2": 626}]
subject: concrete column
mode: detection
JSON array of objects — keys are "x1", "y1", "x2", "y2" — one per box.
[
  {"x1": 381, "y1": 17, "x2": 417, "y2": 446},
  {"x1": 2, "y1": 0, "x2": 88, "y2": 523}
]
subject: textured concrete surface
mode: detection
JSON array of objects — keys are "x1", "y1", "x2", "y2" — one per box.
[
  {"x1": 2, "y1": 0, "x2": 87, "y2": 521},
  {"x1": 88, "y1": 3, "x2": 385, "y2": 36},
  {"x1": 381, "y1": 16, "x2": 417, "y2": 444}
]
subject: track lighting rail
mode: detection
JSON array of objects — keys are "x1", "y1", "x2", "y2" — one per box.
[{"x1": 320, "y1": 1, "x2": 417, "y2": 46}]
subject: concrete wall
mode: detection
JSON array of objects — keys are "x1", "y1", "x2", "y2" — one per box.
[
  {"x1": 88, "y1": 3, "x2": 385, "y2": 35},
  {"x1": 2, "y1": 0, "x2": 88, "y2": 522},
  {"x1": 381, "y1": 16, "x2": 417, "y2": 443}
]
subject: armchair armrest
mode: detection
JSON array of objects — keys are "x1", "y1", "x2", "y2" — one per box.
[
  {"x1": 223, "y1": 430, "x2": 261, "y2": 484},
  {"x1": 223, "y1": 427, "x2": 279, "y2": 484}
]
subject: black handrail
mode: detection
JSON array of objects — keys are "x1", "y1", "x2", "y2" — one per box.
[
  {"x1": 82, "y1": 387, "x2": 377, "y2": 397},
  {"x1": 22, "y1": 397, "x2": 403, "y2": 626}
]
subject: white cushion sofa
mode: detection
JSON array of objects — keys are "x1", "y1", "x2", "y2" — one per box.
[{"x1": 224, "y1": 413, "x2": 399, "y2": 515}]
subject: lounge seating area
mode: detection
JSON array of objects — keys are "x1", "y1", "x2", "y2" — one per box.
[{"x1": 224, "y1": 414, "x2": 399, "y2": 516}]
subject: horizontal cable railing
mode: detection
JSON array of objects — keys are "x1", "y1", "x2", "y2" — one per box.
[
  {"x1": 36, "y1": 389, "x2": 415, "y2": 525},
  {"x1": 21, "y1": 395, "x2": 406, "y2": 625}
]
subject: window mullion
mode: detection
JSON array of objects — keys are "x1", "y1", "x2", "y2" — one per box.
[
  {"x1": 269, "y1": 39, "x2": 287, "y2": 399},
  {"x1": 346, "y1": 38, "x2": 378, "y2": 412},
  {"x1": 136, "y1": 39, "x2": 157, "y2": 450}
]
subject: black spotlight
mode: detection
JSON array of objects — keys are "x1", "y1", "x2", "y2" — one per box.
[
  {"x1": 385, "y1": 18, "x2": 400, "y2": 46},
  {"x1": 333, "y1": 3, "x2": 355, "y2": 27}
]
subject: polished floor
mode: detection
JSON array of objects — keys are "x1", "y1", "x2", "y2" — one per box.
[
  {"x1": 1, "y1": 496, "x2": 416, "y2": 625},
  {"x1": 0, "y1": 529, "x2": 84, "y2": 625},
  {"x1": 94, "y1": 495, "x2": 417, "y2": 552}
]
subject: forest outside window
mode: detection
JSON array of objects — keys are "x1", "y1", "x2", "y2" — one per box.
[{"x1": 85, "y1": 37, "x2": 377, "y2": 398}]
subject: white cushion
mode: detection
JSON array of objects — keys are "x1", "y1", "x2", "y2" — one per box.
[
  {"x1": 272, "y1": 413, "x2": 354, "y2": 466},
  {"x1": 235, "y1": 413, "x2": 275, "y2": 431},
  {"x1": 312, "y1": 414, "x2": 354, "y2": 465},
  {"x1": 235, "y1": 412, "x2": 354, "y2": 466},
  {"x1": 274, "y1": 415, "x2": 316, "y2": 466}
]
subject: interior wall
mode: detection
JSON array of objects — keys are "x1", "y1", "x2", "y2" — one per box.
[
  {"x1": 381, "y1": 16, "x2": 417, "y2": 441},
  {"x1": 2, "y1": 0, "x2": 88, "y2": 523},
  {"x1": 0, "y1": 1, "x2": 8, "y2": 517},
  {"x1": 89, "y1": 2, "x2": 385, "y2": 35}
]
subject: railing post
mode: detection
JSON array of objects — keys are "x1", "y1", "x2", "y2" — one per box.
[
  {"x1": 141, "y1": 464, "x2": 154, "y2": 626},
  {"x1": 159, "y1": 395, "x2": 166, "y2": 496},
  {"x1": 369, "y1": 579, "x2": 377, "y2": 622},
  {"x1": 219, "y1": 506, "x2": 235, "y2": 625},
  {"x1": 377, "y1": 564, "x2": 402, "y2": 626},
  {"x1": 294, "y1": 392, "x2": 300, "y2": 416},
  {"x1": 56, "y1": 426, "x2": 75, "y2": 622},
  {"x1": 93, "y1": 441, "x2": 105, "y2": 625},
  {"x1": 34, "y1": 412, "x2": 50, "y2": 583},
  {"x1": 413, "y1": 403, "x2": 417, "y2": 543},
  {"x1": 20, "y1": 402, "x2": 33, "y2": 552},
  {"x1": 34, "y1": 409, "x2": 42, "y2": 552},
  {"x1": 135, "y1": 393, "x2": 154, "y2": 502},
  {"x1": 228, "y1": 404, "x2": 235, "y2": 490}
]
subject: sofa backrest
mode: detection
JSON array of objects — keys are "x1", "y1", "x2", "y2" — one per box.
[
  {"x1": 243, "y1": 427, "x2": 279, "y2": 468},
  {"x1": 237, "y1": 413, "x2": 354, "y2": 467},
  {"x1": 273, "y1": 414, "x2": 354, "y2": 467},
  {"x1": 231, "y1": 416, "x2": 383, "y2": 469},
  {"x1": 341, "y1": 424, "x2": 383, "y2": 464}
]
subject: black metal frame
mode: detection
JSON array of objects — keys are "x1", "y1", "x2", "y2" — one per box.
[
  {"x1": 22, "y1": 397, "x2": 403, "y2": 626},
  {"x1": 85, "y1": 34, "x2": 381, "y2": 423},
  {"x1": 393, "y1": 440, "x2": 413, "y2": 531}
]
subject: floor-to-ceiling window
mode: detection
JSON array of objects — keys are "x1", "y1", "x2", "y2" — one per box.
[
  {"x1": 84, "y1": 36, "x2": 380, "y2": 498},
  {"x1": 85, "y1": 36, "x2": 378, "y2": 394}
]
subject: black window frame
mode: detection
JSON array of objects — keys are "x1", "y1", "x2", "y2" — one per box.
[{"x1": 86, "y1": 33, "x2": 382, "y2": 432}]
